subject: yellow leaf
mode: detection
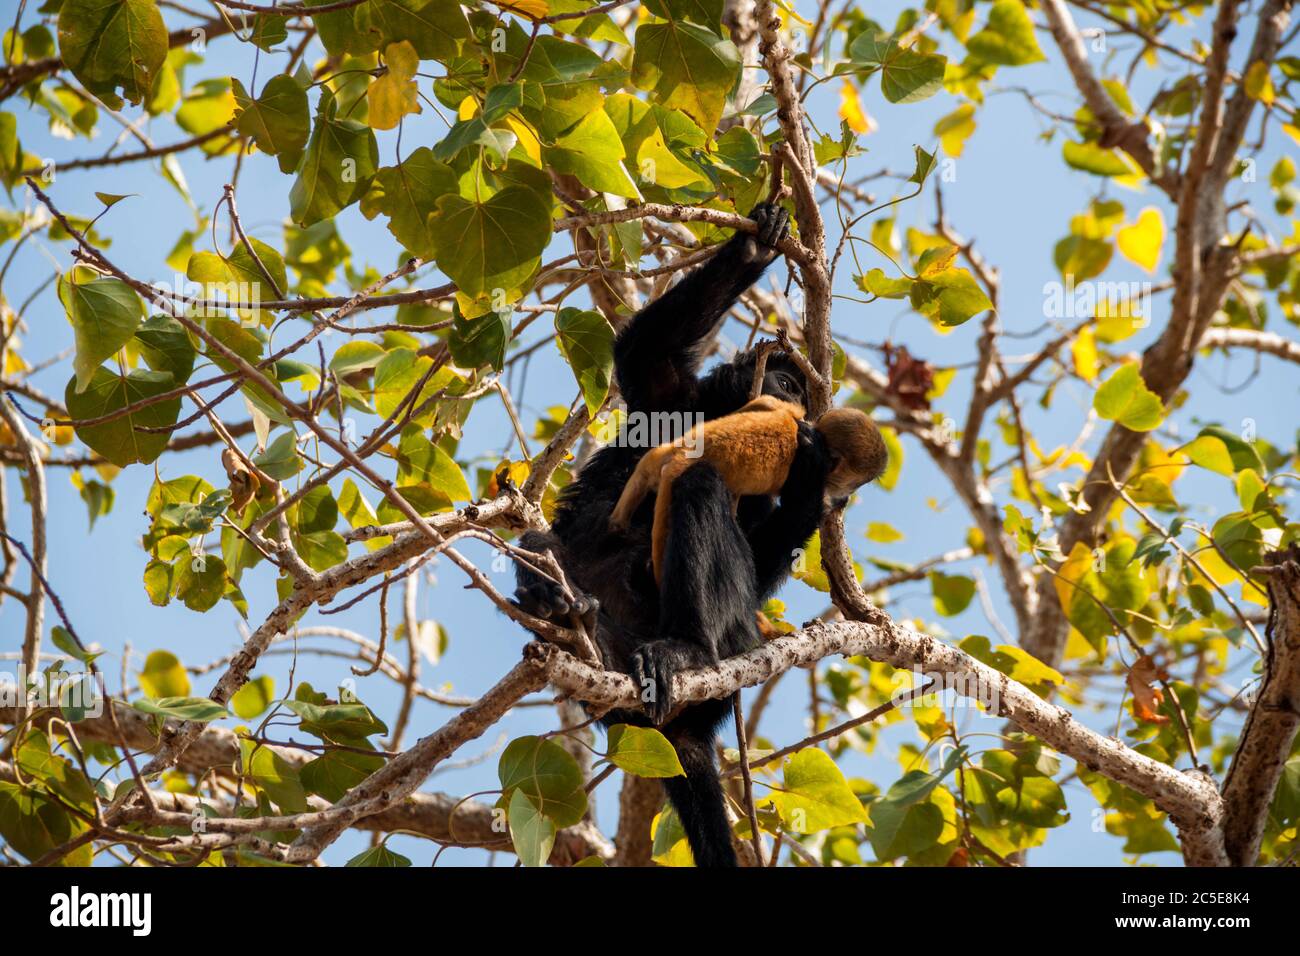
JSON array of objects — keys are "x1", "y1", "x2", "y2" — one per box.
[
  {"x1": 776, "y1": 0, "x2": 815, "y2": 30},
  {"x1": 866, "y1": 522, "x2": 903, "y2": 543},
  {"x1": 838, "y1": 80, "x2": 875, "y2": 135},
  {"x1": 1094, "y1": 295, "x2": 1145, "y2": 342},
  {"x1": 1192, "y1": 549, "x2": 1238, "y2": 588},
  {"x1": 457, "y1": 95, "x2": 478, "y2": 121},
  {"x1": 501, "y1": 0, "x2": 549, "y2": 18},
  {"x1": 1116, "y1": 207, "x2": 1164, "y2": 273},
  {"x1": 1054, "y1": 541, "x2": 1094, "y2": 613},
  {"x1": 505, "y1": 115, "x2": 541, "y2": 164},
  {"x1": 368, "y1": 41, "x2": 422, "y2": 131},
  {"x1": 1139, "y1": 439, "x2": 1186, "y2": 486},
  {"x1": 1071, "y1": 325, "x2": 1098, "y2": 382},
  {"x1": 934, "y1": 103, "x2": 976, "y2": 157},
  {"x1": 1244, "y1": 61, "x2": 1275, "y2": 105}
]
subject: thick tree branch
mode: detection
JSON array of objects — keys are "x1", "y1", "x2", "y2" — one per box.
[
  {"x1": 1220, "y1": 544, "x2": 1300, "y2": 865},
  {"x1": 541, "y1": 619, "x2": 1228, "y2": 864}
]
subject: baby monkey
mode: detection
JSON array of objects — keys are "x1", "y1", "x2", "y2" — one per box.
[{"x1": 609, "y1": 396, "x2": 888, "y2": 584}]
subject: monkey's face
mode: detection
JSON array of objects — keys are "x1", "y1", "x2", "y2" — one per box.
[
  {"x1": 824, "y1": 457, "x2": 880, "y2": 502},
  {"x1": 760, "y1": 362, "x2": 806, "y2": 409}
]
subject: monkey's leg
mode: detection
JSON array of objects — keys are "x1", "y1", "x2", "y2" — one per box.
[
  {"x1": 650, "y1": 456, "x2": 693, "y2": 584},
  {"x1": 610, "y1": 447, "x2": 670, "y2": 530}
]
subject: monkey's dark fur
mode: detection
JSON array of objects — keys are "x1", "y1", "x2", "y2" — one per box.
[{"x1": 513, "y1": 204, "x2": 834, "y2": 867}]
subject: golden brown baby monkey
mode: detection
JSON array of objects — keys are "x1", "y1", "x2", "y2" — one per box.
[{"x1": 608, "y1": 396, "x2": 888, "y2": 584}]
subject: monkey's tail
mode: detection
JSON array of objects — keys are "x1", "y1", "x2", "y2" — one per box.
[{"x1": 662, "y1": 728, "x2": 737, "y2": 867}]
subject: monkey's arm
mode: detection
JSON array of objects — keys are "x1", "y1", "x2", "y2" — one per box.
[
  {"x1": 613, "y1": 203, "x2": 790, "y2": 412},
  {"x1": 749, "y1": 421, "x2": 833, "y2": 598}
]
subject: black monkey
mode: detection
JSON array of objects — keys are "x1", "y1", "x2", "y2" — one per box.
[{"x1": 513, "y1": 204, "x2": 834, "y2": 867}]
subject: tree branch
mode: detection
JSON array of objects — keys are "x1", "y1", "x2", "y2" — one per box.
[{"x1": 1220, "y1": 544, "x2": 1300, "y2": 865}]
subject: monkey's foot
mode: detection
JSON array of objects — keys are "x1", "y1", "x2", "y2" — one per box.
[
  {"x1": 630, "y1": 642, "x2": 678, "y2": 725},
  {"x1": 511, "y1": 582, "x2": 599, "y2": 632}
]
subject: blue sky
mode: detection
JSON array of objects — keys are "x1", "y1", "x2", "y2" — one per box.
[{"x1": 2, "y1": 2, "x2": 1296, "y2": 865}]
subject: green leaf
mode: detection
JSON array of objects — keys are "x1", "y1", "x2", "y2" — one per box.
[
  {"x1": 0, "y1": 782, "x2": 92, "y2": 866},
  {"x1": 605, "y1": 724, "x2": 686, "y2": 778},
  {"x1": 94, "y1": 192, "x2": 132, "y2": 208},
  {"x1": 293, "y1": 529, "x2": 349, "y2": 571},
  {"x1": 133, "y1": 696, "x2": 229, "y2": 722},
  {"x1": 849, "y1": 34, "x2": 946, "y2": 104},
  {"x1": 969, "y1": 750, "x2": 1069, "y2": 829},
  {"x1": 966, "y1": 0, "x2": 1046, "y2": 66},
  {"x1": 1063, "y1": 141, "x2": 1133, "y2": 177},
  {"x1": 449, "y1": 309, "x2": 511, "y2": 371},
  {"x1": 239, "y1": 735, "x2": 309, "y2": 812},
  {"x1": 50, "y1": 626, "x2": 97, "y2": 664},
  {"x1": 134, "y1": 314, "x2": 195, "y2": 383},
  {"x1": 909, "y1": 267, "x2": 993, "y2": 327},
  {"x1": 231, "y1": 675, "x2": 275, "y2": 719},
  {"x1": 1053, "y1": 234, "x2": 1113, "y2": 281},
  {"x1": 15, "y1": 731, "x2": 96, "y2": 812},
  {"x1": 142, "y1": 558, "x2": 175, "y2": 606},
  {"x1": 361, "y1": 148, "x2": 457, "y2": 258},
  {"x1": 281, "y1": 698, "x2": 389, "y2": 742},
  {"x1": 1196, "y1": 425, "x2": 1264, "y2": 473},
  {"x1": 60, "y1": 274, "x2": 144, "y2": 393},
  {"x1": 254, "y1": 431, "x2": 303, "y2": 481},
  {"x1": 429, "y1": 185, "x2": 552, "y2": 298},
  {"x1": 372, "y1": 347, "x2": 440, "y2": 420},
  {"x1": 57, "y1": 0, "x2": 167, "y2": 108},
  {"x1": 346, "y1": 843, "x2": 412, "y2": 867},
  {"x1": 249, "y1": 14, "x2": 288, "y2": 51},
  {"x1": 642, "y1": 0, "x2": 723, "y2": 27},
  {"x1": 329, "y1": 340, "x2": 387, "y2": 376},
  {"x1": 75, "y1": 475, "x2": 114, "y2": 530},
  {"x1": 555, "y1": 308, "x2": 614, "y2": 416},
  {"x1": 544, "y1": 109, "x2": 641, "y2": 199},
  {"x1": 301, "y1": 747, "x2": 384, "y2": 801},
  {"x1": 498, "y1": 735, "x2": 588, "y2": 827},
  {"x1": 362, "y1": 0, "x2": 470, "y2": 61},
  {"x1": 930, "y1": 571, "x2": 975, "y2": 616},
  {"x1": 508, "y1": 788, "x2": 556, "y2": 867},
  {"x1": 1093, "y1": 362, "x2": 1165, "y2": 431},
  {"x1": 395, "y1": 429, "x2": 471, "y2": 504},
  {"x1": 908, "y1": 145, "x2": 938, "y2": 185},
  {"x1": 173, "y1": 553, "x2": 228, "y2": 612},
  {"x1": 233, "y1": 75, "x2": 310, "y2": 174},
  {"x1": 289, "y1": 484, "x2": 339, "y2": 535},
  {"x1": 868, "y1": 748, "x2": 964, "y2": 860},
  {"x1": 764, "y1": 748, "x2": 868, "y2": 833},
  {"x1": 871, "y1": 801, "x2": 944, "y2": 861},
  {"x1": 631, "y1": 20, "x2": 740, "y2": 132},
  {"x1": 339, "y1": 478, "x2": 387, "y2": 548},
  {"x1": 290, "y1": 92, "x2": 379, "y2": 227}
]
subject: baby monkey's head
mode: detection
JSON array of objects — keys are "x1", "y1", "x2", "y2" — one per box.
[{"x1": 814, "y1": 408, "x2": 888, "y2": 501}]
